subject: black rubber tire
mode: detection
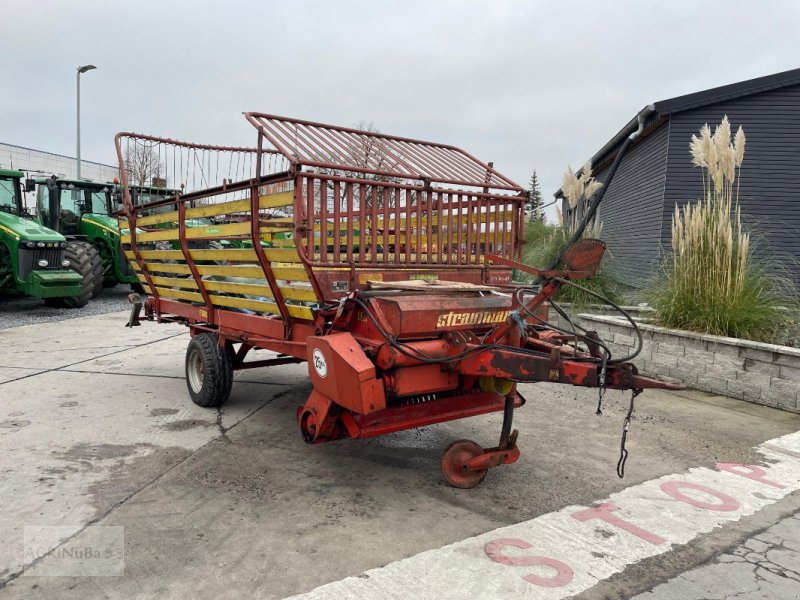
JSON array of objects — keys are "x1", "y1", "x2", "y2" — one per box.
[
  {"x1": 185, "y1": 333, "x2": 234, "y2": 408},
  {"x1": 59, "y1": 242, "x2": 104, "y2": 308},
  {"x1": 95, "y1": 241, "x2": 118, "y2": 288}
]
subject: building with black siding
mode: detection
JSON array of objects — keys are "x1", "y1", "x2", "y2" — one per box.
[{"x1": 555, "y1": 68, "x2": 800, "y2": 287}]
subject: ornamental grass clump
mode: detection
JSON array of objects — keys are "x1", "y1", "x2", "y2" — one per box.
[
  {"x1": 651, "y1": 116, "x2": 787, "y2": 340},
  {"x1": 518, "y1": 162, "x2": 621, "y2": 306}
]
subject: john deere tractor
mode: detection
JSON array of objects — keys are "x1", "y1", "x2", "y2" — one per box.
[
  {"x1": 33, "y1": 176, "x2": 138, "y2": 293},
  {"x1": 0, "y1": 169, "x2": 91, "y2": 307}
]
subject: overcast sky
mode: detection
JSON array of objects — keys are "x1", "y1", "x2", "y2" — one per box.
[{"x1": 1, "y1": 0, "x2": 797, "y2": 216}]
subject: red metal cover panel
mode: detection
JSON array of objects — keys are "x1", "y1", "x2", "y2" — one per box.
[{"x1": 370, "y1": 293, "x2": 515, "y2": 338}]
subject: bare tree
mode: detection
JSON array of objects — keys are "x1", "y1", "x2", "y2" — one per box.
[{"x1": 124, "y1": 144, "x2": 165, "y2": 187}]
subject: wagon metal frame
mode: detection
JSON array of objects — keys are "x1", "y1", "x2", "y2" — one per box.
[{"x1": 116, "y1": 114, "x2": 678, "y2": 488}]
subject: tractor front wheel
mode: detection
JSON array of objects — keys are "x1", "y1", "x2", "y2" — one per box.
[
  {"x1": 185, "y1": 333, "x2": 234, "y2": 408},
  {"x1": 50, "y1": 242, "x2": 104, "y2": 308}
]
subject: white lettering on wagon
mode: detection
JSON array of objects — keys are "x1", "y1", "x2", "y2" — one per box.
[
  {"x1": 286, "y1": 430, "x2": 800, "y2": 600},
  {"x1": 312, "y1": 348, "x2": 327, "y2": 378},
  {"x1": 436, "y1": 309, "x2": 510, "y2": 329}
]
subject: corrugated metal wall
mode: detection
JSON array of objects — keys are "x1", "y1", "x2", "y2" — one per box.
[
  {"x1": 663, "y1": 85, "x2": 800, "y2": 283},
  {"x1": 588, "y1": 123, "x2": 670, "y2": 287}
]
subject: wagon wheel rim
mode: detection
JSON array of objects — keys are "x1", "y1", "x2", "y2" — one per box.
[{"x1": 187, "y1": 349, "x2": 204, "y2": 393}]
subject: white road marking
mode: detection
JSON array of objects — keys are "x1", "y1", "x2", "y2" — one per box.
[{"x1": 286, "y1": 431, "x2": 800, "y2": 600}]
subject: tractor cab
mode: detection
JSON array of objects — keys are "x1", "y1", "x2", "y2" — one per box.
[
  {"x1": 35, "y1": 176, "x2": 114, "y2": 237},
  {"x1": 34, "y1": 176, "x2": 134, "y2": 290},
  {"x1": 0, "y1": 169, "x2": 25, "y2": 216},
  {"x1": 0, "y1": 169, "x2": 85, "y2": 306}
]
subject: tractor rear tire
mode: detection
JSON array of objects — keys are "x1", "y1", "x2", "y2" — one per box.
[
  {"x1": 56, "y1": 242, "x2": 104, "y2": 309},
  {"x1": 185, "y1": 333, "x2": 234, "y2": 408}
]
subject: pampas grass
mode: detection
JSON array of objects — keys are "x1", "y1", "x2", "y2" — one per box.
[
  {"x1": 518, "y1": 160, "x2": 620, "y2": 307},
  {"x1": 651, "y1": 116, "x2": 790, "y2": 340},
  {"x1": 560, "y1": 160, "x2": 603, "y2": 234}
]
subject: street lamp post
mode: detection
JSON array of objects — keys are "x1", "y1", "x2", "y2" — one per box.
[{"x1": 76, "y1": 64, "x2": 97, "y2": 179}]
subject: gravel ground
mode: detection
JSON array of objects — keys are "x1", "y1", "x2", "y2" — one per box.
[{"x1": 0, "y1": 286, "x2": 133, "y2": 329}]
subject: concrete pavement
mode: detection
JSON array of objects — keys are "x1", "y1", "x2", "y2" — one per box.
[{"x1": 0, "y1": 310, "x2": 799, "y2": 599}]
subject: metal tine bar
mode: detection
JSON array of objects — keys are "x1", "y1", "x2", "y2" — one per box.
[
  {"x1": 406, "y1": 139, "x2": 470, "y2": 182},
  {"x1": 328, "y1": 128, "x2": 403, "y2": 175},
  {"x1": 258, "y1": 119, "x2": 314, "y2": 167},
  {"x1": 375, "y1": 136, "x2": 429, "y2": 179},
  {"x1": 464, "y1": 194, "x2": 471, "y2": 264},
  {"x1": 303, "y1": 123, "x2": 362, "y2": 165},
  {"x1": 415, "y1": 189, "x2": 422, "y2": 264},
  {"x1": 394, "y1": 187, "x2": 401, "y2": 264},
  {"x1": 493, "y1": 200, "x2": 500, "y2": 256},
  {"x1": 358, "y1": 133, "x2": 420, "y2": 177},
  {"x1": 446, "y1": 192, "x2": 454, "y2": 265},
  {"x1": 380, "y1": 135, "x2": 464, "y2": 183},
  {"x1": 390, "y1": 138, "x2": 461, "y2": 182},
  {"x1": 247, "y1": 112, "x2": 525, "y2": 189},
  {"x1": 417, "y1": 142, "x2": 478, "y2": 183},
  {"x1": 301, "y1": 123, "x2": 359, "y2": 166},
  {"x1": 370, "y1": 185, "x2": 378, "y2": 263},
  {"x1": 508, "y1": 199, "x2": 516, "y2": 258},
  {"x1": 271, "y1": 119, "x2": 341, "y2": 165},
  {"x1": 362, "y1": 132, "x2": 419, "y2": 176},
  {"x1": 437, "y1": 192, "x2": 445, "y2": 265},
  {"x1": 358, "y1": 184, "x2": 366, "y2": 262},
  {"x1": 346, "y1": 183, "x2": 354, "y2": 264},
  {"x1": 268, "y1": 119, "x2": 328, "y2": 163},
  {"x1": 404, "y1": 189, "x2": 412, "y2": 265},
  {"x1": 319, "y1": 178, "x2": 328, "y2": 262},
  {"x1": 456, "y1": 193, "x2": 462, "y2": 265},
  {"x1": 382, "y1": 187, "x2": 389, "y2": 264},
  {"x1": 306, "y1": 176, "x2": 315, "y2": 258},
  {"x1": 429, "y1": 143, "x2": 488, "y2": 182},
  {"x1": 333, "y1": 180, "x2": 341, "y2": 263},
  {"x1": 425, "y1": 189, "x2": 433, "y2": 264}
]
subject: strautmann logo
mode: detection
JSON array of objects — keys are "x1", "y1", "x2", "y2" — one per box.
[{"x1": 435, "y1": 309, "x2": 510, "y2": 328}]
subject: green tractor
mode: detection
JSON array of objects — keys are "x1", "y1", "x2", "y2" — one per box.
[
  {"x1": 0, "y1": 169, "x2": 89, "y2": 307},
  {"x1": 32, "y1": 175, "x2": 139, "y2": 293}
]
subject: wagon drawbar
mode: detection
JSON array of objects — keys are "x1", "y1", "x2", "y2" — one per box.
[{"x1": 116, "y1": 114, "x2": 679, "y2": 488}]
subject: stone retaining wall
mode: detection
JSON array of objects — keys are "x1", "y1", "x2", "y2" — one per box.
[{"x1": 551, "y1": 313, "x2": 800, "y2": 414}]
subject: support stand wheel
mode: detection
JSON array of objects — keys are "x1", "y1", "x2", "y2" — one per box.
[
  {"x1": 441, "y1": 439, "x2": 488, "y2": 489},
  {"x1": 297, "y1": 408, "x2": 317, "y2": 444}
]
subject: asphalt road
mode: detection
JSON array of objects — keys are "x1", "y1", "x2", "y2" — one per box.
[
  {"x1": 0, "y1": 311, "x2": 799, "y2": 599},
  {"x1": 0, "y1": 286, "x2": 132, "y2": 329}
]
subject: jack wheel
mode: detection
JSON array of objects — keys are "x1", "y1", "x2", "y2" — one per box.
[
  {"x1": 441, "y1": 439, "x2": 487, "y2": 489},
  {"x1": 298, "y1": 409, "x2": 317, "y2": 444}
]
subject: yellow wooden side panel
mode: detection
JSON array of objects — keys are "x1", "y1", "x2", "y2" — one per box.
[
  {"x1": 131, "y1": 262, "x2": 190, "y2": 275},
  {"x1": 153, "y1": 287, "x2": 203, "y2": 302},
  {"x1": 119, "y1": 190, "x2": 295, "y2": 229},
  {"x1": 208, "y1": 294, "x2": 313, "y2": 320},
  {"x1": 140, "y1": 275, "x2": 199, "y2": 290},
  {"x1": 122, "y1": 221, "x2": 253, "y2": 244},
  {"x1": 128, "y1": 248, "x2": 298, "y2": 263}
]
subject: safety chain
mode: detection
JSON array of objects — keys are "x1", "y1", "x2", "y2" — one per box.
[{"x1": 616, "y1": 388, "x2": 642, "y2": 478}]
